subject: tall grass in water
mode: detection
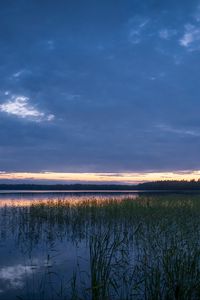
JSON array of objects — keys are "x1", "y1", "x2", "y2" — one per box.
[
  {"x1": 88, "y1": 229, "x2": 127, "y2": 300},
  {"x1": 1, "y1": 194, "x2": 200, "y2": 299}
]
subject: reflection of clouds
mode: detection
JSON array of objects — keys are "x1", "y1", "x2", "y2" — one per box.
[{"x1": 0, "y1": 265, "x2": 34, "y2": 289}]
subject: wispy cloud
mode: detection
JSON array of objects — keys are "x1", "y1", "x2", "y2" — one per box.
[
  {"x1": 180, "y1": 24, "x2": 200, "y2": 48},
  {"x1": 157, "y1": 124, "x2": 200, "y2": 137},
  {"x1": 149, "y1": 72, "x2": 165, "y2": 81},
  {"x1": 46, "y1": 39, "x2": 55, "y2": 50},
  {"x1": 159, "y1": 29, "x2": 177, "y2": 40},
  {"x1": 11, "y1": 69, "x2": 31, "y2": 79},
  {"x1": 128, "y1": 17, "x2": 149, "y2": 44},
  {"x1": 64, "y1": 93, "x2": 81, "y2": 101},
  {"x1": 193, "y1": 4, "x2": 200, "y2": 22},
  {"x1": 0, "y1": 95, "x2": 55, "y2": 122},
  {"x1": 179, "y1": 3, "x2": 200, "y2": 50},
  {"x1": 12, "y1": 70, "x2": 24, "y2": 78}
]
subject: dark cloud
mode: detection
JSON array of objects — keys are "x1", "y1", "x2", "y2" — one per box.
[{"x1": 0, "y1": 0, "x2": 200, "y2": 173}]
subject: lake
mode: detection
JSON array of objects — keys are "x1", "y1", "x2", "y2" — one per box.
[{"x1": 0, "y1": 191, "x2": 200, "y2": 300}]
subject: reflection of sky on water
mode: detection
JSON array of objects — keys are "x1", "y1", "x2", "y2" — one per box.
[
  {"x1": 0, "y1": 192, "x2": 138, "y2": 207},
  {"x1": 0, "y1": 192, "x2": 136, "y2": 299},
  {"x1": 0, "y1": 222, "x2": 89, "y2": 299},
  {"x1": 0, "y1": 193, "x2": 200, "y2": 300},
  {"x1": 1, "y1": 192, "x2": 196, "y2": 300},
  {"x1": 0, "y1": 265, "x2": 34, "y2": 289}
]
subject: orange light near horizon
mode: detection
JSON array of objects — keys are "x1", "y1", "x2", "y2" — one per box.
[
  {"x1": 0, "y1": 195, "x2": 138, "y2": 208},
  {"x1": 1, "y1": 171, "x2": 200, "y2": 183}
]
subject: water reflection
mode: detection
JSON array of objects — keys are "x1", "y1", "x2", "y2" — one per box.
[
  {"x1": 0, "y1": 192, "x2": 200, "y2": 299},
  {"x1": 0, "y1": 265, "x2": 34, "y2": 289},
  {"x1": 0, "y1": 193, "x2": 138, "y2": 207}
]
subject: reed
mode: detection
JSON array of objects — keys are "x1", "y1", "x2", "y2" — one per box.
[{"x1": 1, "y1": 194, "x2": 200, "y2": 299}]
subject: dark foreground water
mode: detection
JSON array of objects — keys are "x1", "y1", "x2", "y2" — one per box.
[{"x1": 0, "y1": 191, "x2": 200, "y2": 300}]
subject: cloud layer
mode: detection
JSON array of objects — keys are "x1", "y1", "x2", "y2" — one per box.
[{"x1": 0, "y1": 0, "x2": 200, "y2": 174}]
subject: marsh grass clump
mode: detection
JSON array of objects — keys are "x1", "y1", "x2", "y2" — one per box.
[
  {"x1": 88, "y1": 229, "x2": 129, "y2": 300},
  {"x1": 1, "y1": 194, "x2": 200, "y2": 299}
]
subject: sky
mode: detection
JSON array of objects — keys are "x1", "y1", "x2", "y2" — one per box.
[{"x1": 1, "y1": 0, "x2": 200, "y2": 183}]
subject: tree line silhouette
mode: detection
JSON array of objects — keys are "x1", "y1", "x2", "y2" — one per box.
[{"x1": 1, "y1": 180, "x2": 200, "y2": 190}]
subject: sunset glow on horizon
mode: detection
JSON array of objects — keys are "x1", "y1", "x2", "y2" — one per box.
[{"x1": 1, "y1": 171, "x2": 200, "y2": 184}]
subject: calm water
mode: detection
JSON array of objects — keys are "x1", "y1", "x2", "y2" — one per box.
[
  {"x1": 0, "y1": 191, "x2": 200, "y2": 300},
  {"x1": 0, "y1": 192, "x2": 137, "y2": 300}
]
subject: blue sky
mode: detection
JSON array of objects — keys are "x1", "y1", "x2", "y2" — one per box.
[{"x1": 1, "y1": 0, "x2": 200, "y2": 177}]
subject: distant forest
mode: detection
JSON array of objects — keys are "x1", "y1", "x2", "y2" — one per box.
[
  {"x1": 0, "y1": 184, "x2": 136, "y2": 190},
  {"x1": 1, "y1": 180, "x2": 200, "y2": 190},
  {"x1": 138, "y1": 180, "x2": 200, "y2": 190}
]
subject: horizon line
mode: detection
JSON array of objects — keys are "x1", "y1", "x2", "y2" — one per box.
[{"x1": 1, "y1": 170, "x2": 200, "y2": 184}]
